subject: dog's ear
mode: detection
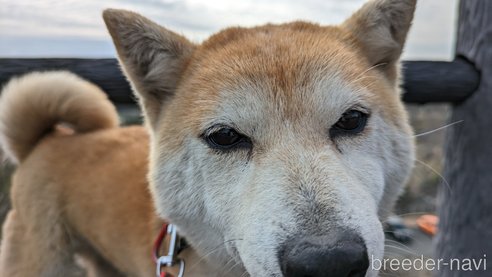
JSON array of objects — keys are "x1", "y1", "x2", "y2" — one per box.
[
  {"x1": 342, "y1": 0, "x2": 416, "y2": 79},
  {"x1": 103, "y1": 9, "x2": 195, "y2": 128}
]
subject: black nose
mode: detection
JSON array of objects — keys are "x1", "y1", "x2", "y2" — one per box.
[{"x1": 280, "y1": 230, "x2": 369, "y2": 277}]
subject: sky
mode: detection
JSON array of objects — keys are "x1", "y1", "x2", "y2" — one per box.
[{"x1": 0, "y1": 0, "x2": 458, "y2": 60}]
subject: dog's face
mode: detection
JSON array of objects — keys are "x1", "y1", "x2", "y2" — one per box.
[{"x1": 104, "y1": 1, "x2": 416, "y2": 276}]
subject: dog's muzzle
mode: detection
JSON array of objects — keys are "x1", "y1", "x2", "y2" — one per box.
[{"x1": 279, "y1": 229, "x2": 369, "y2": 277}]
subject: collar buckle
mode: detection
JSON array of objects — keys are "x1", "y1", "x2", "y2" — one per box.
[{"x1": 154, "y1": 224, "x2": 185, "y2": 277}]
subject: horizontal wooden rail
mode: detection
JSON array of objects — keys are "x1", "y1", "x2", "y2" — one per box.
[
  {"x1": 0, "y1": 58, "x2": 480, "y2": 104},
  {"x1": 401, "y1": 58, "x2": 479, "y2": 103}
]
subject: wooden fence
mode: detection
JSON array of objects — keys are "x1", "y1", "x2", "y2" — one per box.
[{"x1": 0, "y1": 58, "x2": 480, "y2": 105}]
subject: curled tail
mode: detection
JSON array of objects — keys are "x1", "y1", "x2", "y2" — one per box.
[{"x1": 0, "y1": 71, "x2": 119, "y2": 164}]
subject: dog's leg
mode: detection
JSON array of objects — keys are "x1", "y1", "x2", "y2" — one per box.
[{"x1": 0, "y1": 209, "x2": 83, "y2": 277}]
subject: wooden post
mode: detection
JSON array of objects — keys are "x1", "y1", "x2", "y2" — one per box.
[{"x1": 436, "y1": 0, "x2": 492, "y2": 276}]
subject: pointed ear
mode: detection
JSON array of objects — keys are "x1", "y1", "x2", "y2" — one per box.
[
  {"x1": 103, "y1": 9, "x2": 195, "y2": 128},
  {"x1": 342, "y1": 0, "x2": 416, "y2": 78}
]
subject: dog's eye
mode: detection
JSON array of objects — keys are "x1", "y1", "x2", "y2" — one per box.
[
  {"x1": 330, "y1": 110, "x2": 368, "y2": 136},
  {"x1": 205, "y1": 127, "x2": 251, "y2": 150}
]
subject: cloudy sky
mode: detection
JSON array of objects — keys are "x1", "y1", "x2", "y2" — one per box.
[{"x1": 0, "y1": 0, "x2": 458, "y2": 60}]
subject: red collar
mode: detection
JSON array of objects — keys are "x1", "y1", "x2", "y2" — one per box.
[{"x1": 153, "y1": 224, "x2": 185, "y2": 277}]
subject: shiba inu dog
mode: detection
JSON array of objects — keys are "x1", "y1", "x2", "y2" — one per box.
[{"x1": 0, "y1": 0, "x2": 416, "y2": 276}]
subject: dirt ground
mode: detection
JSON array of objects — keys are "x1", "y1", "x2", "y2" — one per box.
[{"x1": 0, "y1": 103, "x2": 449, "y2": 276}]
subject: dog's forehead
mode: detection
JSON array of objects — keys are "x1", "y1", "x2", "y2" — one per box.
[
  {"x1": 191, "y1": 22, "x2": 366, "y2": 89},
  {"x1": 174, "y1": 22, "x2": 397, "y2": 133}
]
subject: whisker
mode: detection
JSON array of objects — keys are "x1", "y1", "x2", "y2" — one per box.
[
  {"x1": 415, "y1": 159, "x2": 452, "y2": 192},
  {"x1": 223, "y1": 257, "x2": 236, "y2": 269},
  {"x1": 187, "y1": 239, "x2": 243, "y2": 271},
  {"x1": 384, "y1": 239, "x2": 417, "y2": 253},
  {"x1": 390, "y1": 211, "x2": 430, "y2": 218},
  {"x1": 384, "y1": 244, "x2": 420, "y2": 257},
  {"x1": 414, "y1": 120, "x2": 464, "y2": 138},
  {"x1": 383, "y1": 231, "x2": 419, "y2": 242},
  {"x1": 353, "y1": 63, "x2": 388, "y2": 83},
  {"x1": 353, "y1": 79, "x2": 379, "y2": 96},
  {"x1": 381, "y1": 212, "x2": 431, "y2": 223},
  {"x1": 223, "y1": 259, "x2": 242, "y2": 275}
]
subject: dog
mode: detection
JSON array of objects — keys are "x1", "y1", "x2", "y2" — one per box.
[{"x1": 0, "y1": 0, "x2": 416, "y2": 276}]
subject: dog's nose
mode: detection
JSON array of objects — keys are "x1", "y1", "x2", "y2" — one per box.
[{"x1": 280, "y1": 231, "x2": 369, "y2": 277}]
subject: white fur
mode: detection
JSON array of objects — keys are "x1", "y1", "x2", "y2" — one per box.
[
  {"x1": 103, "y1": 1, "x2": 417, "y2": 275},
  {"x1": 150, "y1": 72, "x2": 414, "y2": 276}
]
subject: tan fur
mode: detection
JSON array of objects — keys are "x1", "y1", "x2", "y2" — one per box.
[
  {"x1": 103, "y1": 10, "x2": 195, "y2": 129},
  {"x1": 0, "y1": 72, "x2": 218, "y2": 276},
  {"x1": 0, "y1": 1, "x2": 417, "y2": 276},
  {"x1": 0, "y1": 72, "x2": 154, "y2": 276},
  {"x1": 0, "y1": 72, "x2": 119, "y2": 164}
]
